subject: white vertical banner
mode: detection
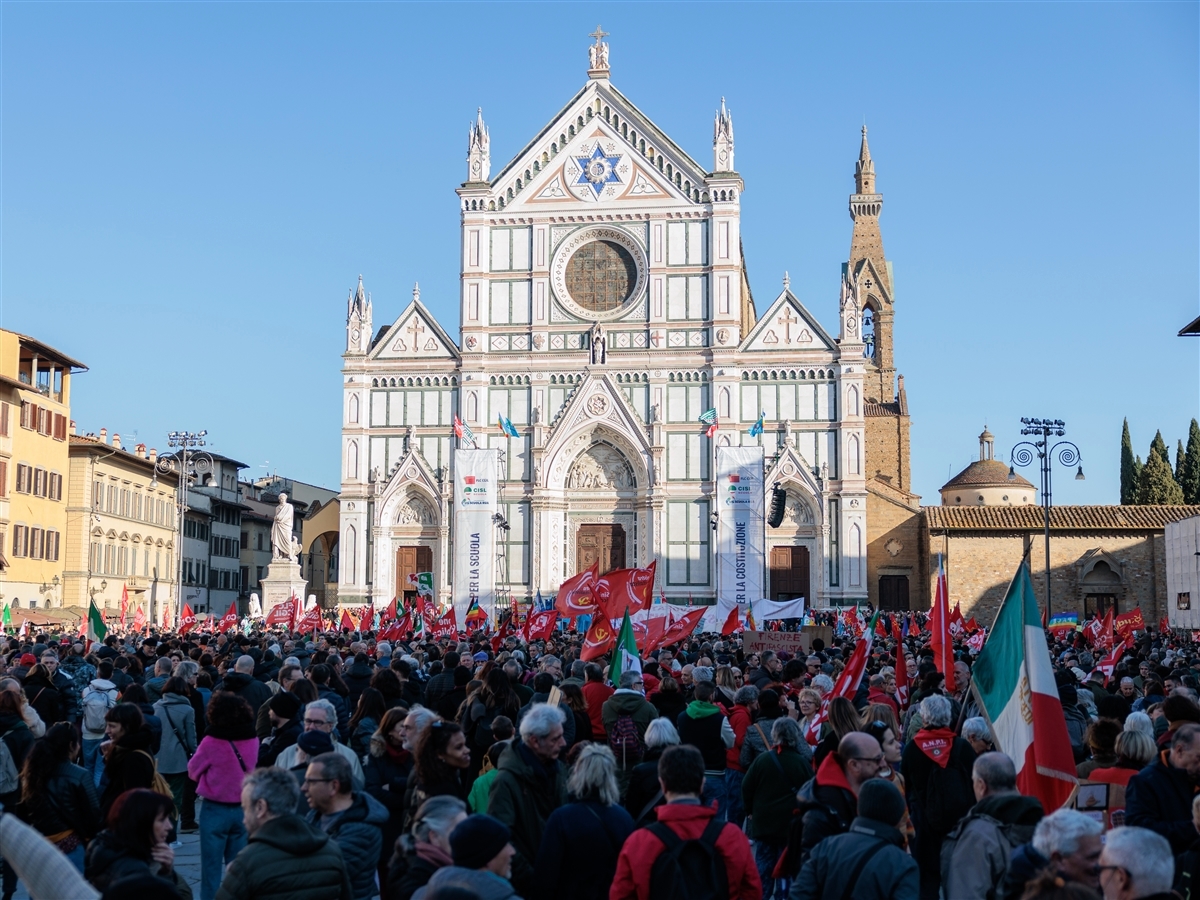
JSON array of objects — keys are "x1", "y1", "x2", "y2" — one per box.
[
  {"x1": 453, "y1": 449, "x2": 498, "y2": 624},
  {"x1": 716, "y1": 446, "x2": 765, "y2": 625}
]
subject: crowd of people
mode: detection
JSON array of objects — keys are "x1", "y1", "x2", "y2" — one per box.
[{"x1": 0, "y1": 615, "x2": 1193, "y2": 900}]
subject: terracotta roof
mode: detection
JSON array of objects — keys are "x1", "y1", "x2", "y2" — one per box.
[
  {"x1": 864, "y1": 400, "x2": 902, "y2": 417},
  {"x1": 924, "y1": 505, "x2": 1200, "y2": 532},
  {"x1": 941, "y1": 459, "x2": 1035, "y2": 490}
]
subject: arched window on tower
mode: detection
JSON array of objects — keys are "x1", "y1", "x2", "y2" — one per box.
[{"x1": 862, "y1": 306, "x2": 876, "y2": 361}]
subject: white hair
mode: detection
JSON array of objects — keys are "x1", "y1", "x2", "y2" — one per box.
[
  {"x1": 920, "y1": 694, "x2": 952, "y2": 729},
  {"x1": 566, "y1": 744, "x2": 620, "y2": 806},
  {"x1": 810, "y1": 674, "x2": 834, "y2": 696},
  {"x1": 520, "y1": 703, "x2": 566, "y2": 741},
  {"x1": 1032, "y1": 808, "x2": 1104, "y2": 858},
  {"x1": 771, "y1": 717, "x2": 803, "y2": 749},
  {"x1": 1124, "y1": 711, "x2": 1154, "y2": 735},
  {"x1": 235, "y1": 655, "x2": 255, "y2": 674},
  {"x1": 376, "y1": 642, "x2": 392, "y2": 656},
  {"x1": 306, "y1": 698, "x2": 337, "y2": 725},
  {"x1": 962, "y1": 717, "x2": 991, "y2": 744},
  {"x1": 691, "y1": 666, "x2": 714, "y2": 684},
  {"x1": 1102, "y1": 827, "x2": 1173, "y2": 895},
  {"x1": 644, "y1": 718, "x2": 680, "y2": 750}
]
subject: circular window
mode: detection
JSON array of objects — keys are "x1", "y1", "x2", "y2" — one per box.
[{"x1": 565, "y1": 240, "x2": 637, "y2": 312}]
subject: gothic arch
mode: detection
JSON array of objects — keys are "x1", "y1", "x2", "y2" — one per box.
[
  {"x1": 847, "y1": 385, "x2": 860, "y2": 417},
  {"x1": 847, "y1": 434, "x2": 861, "y2": 476},
  {"x1": 346, "y1": 441, "x2": 359, "y2": 480},
  {"x1": 565, "y1": 442, "x2": 636, "y2": 492},
  {"x1": 343, "y1": 525, "x2": 357, "y2": 583},
  {"x1": 348, "y1": 394, "x2": 360, "y2": 424},
  {"x1": 544, "y1": 423, "x2": 650, "y2": 493},
  {"x1": 718, "y1": 386, "x2": 731, "y2": 419}
]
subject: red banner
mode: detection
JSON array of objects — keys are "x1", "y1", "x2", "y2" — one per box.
[
  {"x1": 266, "y1": 596, "x2": 298, "y2": 629},
  {"x1": 132, "y1": 605, "x2": 146, "y2": 634},
  {"x1": 1114, "y1": 607, "x2": 1145, "y2": 638},
  {"x1": 595, "y1": 561, "x2": 656, "y2": 619},
  {"x1": 656, "y1": 608, "x2": 705, "y2": 648},
  {"x1": 339, "y1": 610, "x2": 356, "y2": 632},
  {"x1": 296, "y1": 605, "x2": 323, "y2": 633},
  {"x1": 433, "y1": 607, "x2": 458, "y2": 639},
  {"x1": 179, "y1": 603, "x2": 196, "y2": 635},
  {"x1": 580, "y1": 614, "x2": 615, "y2": 661},
  {"x1": 218, "y1": 601, "x2": 239, "y2": 634},
  {"x1": 556, "y1": 561, "x2": 599, "y2": 617},
  {"x1": 524, "y1": 610, "x2": 559, "y2": 643},
  {"x1": 381, "y1": 597, "x2": 398, "y2": 624}
]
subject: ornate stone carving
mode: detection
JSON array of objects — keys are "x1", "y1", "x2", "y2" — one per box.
[
  {"x1": 716, "y1": 328, "x2": 730, "y2": 345},
  {"x1": 885, "y1": 538, "x2": 903, "y2": 557},
  {"x1": 786, "y1": 494, "x2": 814, "y2": 525},
  {"x1": 397, "y1": 495, "x2": 437, "y2": 526},
  {"x1": 567, "y1": 443, "x2": 635, "y2": 490},
  {"x1": 586, "y1": 394, "x2": 608, "y2": 416}
]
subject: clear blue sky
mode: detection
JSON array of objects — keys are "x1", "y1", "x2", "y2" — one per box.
[{"x1": 2, "y1": 2, "x2": 1196, "y2": 502}]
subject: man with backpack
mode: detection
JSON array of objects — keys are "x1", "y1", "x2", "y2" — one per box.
[
  {"x1": 939, "y1": 752, "x2": 1043, "y2": 900},
  {"x1": 611, "y1": 743, "x2": 761, "y2": 900},
  {"x1": 80, "y1": 660, "x2": 120, "y2": 787},
  {"x1": 602, "y1": 670, "x2": 658, "y2": 772}
]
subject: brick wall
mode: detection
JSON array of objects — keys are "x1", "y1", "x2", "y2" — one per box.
[{"x1": 867, "y1": 487, "x2": 924, "y2": 609}]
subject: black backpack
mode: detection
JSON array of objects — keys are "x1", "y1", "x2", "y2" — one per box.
[{"x1": 646, "y1": 819, "x2": 729, "y2": 900}]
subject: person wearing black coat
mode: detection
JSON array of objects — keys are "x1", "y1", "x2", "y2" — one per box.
[
  {"x1": 16, "y1": 723, "x2": 103, "y2": 871},
  {"x1": 364, "y1": 712, "x2": 413, "y2": 889},
  {"x1": 384, "y1": 794, "x2": 466, "y2": 900},
  {"x1": 258, "y1": 693, "x2": 303, "y2": 770},
  {"x1": 222, "y1": 668, "x2": 274, "y2": 718},
  {"x1": 23, "y1": 665, "x2": 67, "y2": 726},
  {"x1": 120, "y1": 684, "x2": 163, "y2": 755},
  {"x1": 1126, "y1": 724, "x2": 1200, "y2": 854},
  {"x1": 99, "y1": 705, "x2": 157, "y2": 820},
  {"x1": 0, "y1": 692, "x2": 35, "y2": 897},
  {"x1": 343, "y1": 655, "x2": 375, "y2": 711},
  {"x1": 649, "y1": 681, "x2": 688, "y2": 724},
  {"x1": 622, "y1": 740, "x2": 670, "y2": 826}
]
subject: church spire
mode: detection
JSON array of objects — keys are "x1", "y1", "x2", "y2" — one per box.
[
  {"x1": 713, "y1": 97, "x2": 735, "y2": 172},
  {"x1": 855, "y1": 125, "x2": 875, "y2": 194},
  {"x1": 466, "y1": 108, "x2": 490, "y2": 183},
  {"x1": 346, "y1": 275, "x2": 371, "y2": 356}
]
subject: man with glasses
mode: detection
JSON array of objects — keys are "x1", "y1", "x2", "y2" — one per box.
[
  {"x1": 272, "y1": 698, "x2": 365, "y2": 791},
  {"x1": 791, "y1": 732, "x2": 884, "y2": 864},
  {"x1": 1097, "y1": 826, "x2": 1175, "y2": 900},
  {"x1": 601, "y1": 670, "x2": 657, "y2": 772},
  {"x1": 302, "y1": 752, "x2": 388, "y2": 900}
]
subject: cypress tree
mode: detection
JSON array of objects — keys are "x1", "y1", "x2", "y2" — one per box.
[
  {"x1": 1177, "y1": 439, "x2": 1188, "y2": 485},
  {"x1": 1150, "y1": 430, "x2": 1170, "y2": 467},
  {"x1": 1136, "y1": 441, "x2": 1185, "y2": 504},
  {"x1": 1120, "y1": 419, "x2": 1138, "y2": 504},
  {"x1": 1182, "y1": 418, "x2": 1200, "y2": 504}
]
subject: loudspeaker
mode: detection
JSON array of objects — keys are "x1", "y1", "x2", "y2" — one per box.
[{"x1": 767, "y1": 484, "x2": 787, "y2": 528}]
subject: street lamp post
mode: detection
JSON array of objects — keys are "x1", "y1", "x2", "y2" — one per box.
[
  {"x1": 154, "y1": 432, "x2": 213, "y2": 629},
  {"x1": 1009, "y1": 418, "x2": 1085, "y2": 619}
]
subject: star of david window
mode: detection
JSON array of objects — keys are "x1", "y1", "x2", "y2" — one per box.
[{"x1": 565, "y1": 240, "x2": 637, "y2": 312}]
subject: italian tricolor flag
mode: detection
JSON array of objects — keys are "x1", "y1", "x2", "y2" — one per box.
[{"x1": 973, "y1": 563, "x2": 1077, "y2": 810}]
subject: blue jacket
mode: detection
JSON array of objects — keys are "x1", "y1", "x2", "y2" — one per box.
[
  {"x1": 1125, "y1": 751, "x2": 1199, "y2": 854},
  {"x1": 307, "y1": 791, "x2": 388, "y2": 900},
  {"x1": 531, "y1": 798, "x2": 633, "y2": 900}
]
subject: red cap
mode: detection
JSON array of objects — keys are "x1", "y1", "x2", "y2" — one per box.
[{"x1": 19, "y1": 654, "x2": 36, "y2": 666}]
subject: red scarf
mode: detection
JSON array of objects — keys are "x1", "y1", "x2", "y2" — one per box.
[{"x1": 913, "y1": 727, "x2": 957, "y2": 768}]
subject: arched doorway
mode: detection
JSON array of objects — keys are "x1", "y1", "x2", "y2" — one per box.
[{"x1": 566, "y1": 441, "x2": 638, "y2": 577}]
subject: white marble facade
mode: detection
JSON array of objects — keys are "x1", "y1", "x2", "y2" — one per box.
[{"x1": 338, "y1": 37, "x2": 870, "y2": 614}]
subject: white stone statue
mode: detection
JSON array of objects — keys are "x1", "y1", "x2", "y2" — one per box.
[
  {"x1": 590, "y1": 323, "x2": 606, "y2": 365},
  {"x1": 305, "y1": 594, "x2": 317, "y2": 612},
  {"x1": 249, "y1": 593, "x2": 263, "y2": 618},
  {"x1": 272, "y1": 493, "x2": 298, "y2": 562}
]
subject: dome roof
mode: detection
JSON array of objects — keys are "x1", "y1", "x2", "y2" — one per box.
[{"x1": 941, "y1": 459, "x2": 1034, "y2": 491}]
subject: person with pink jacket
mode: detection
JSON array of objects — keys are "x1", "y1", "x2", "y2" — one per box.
[{"x1": 188, "y1": 691, "x2": 260, "y2": 900}]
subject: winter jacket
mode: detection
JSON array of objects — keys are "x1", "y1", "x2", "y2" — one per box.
[
  {"x1": 80, "y1": 678, "x2": 119, "y2": 740},
  {"x1": 188, "y1": 733, "x2": 260, "y2": 803},
  {"x1": 222, "y1": 672, "x2": 274, "y2": 716},
  {"x1": 306, "y1": 791, "x2": 389, "y2": 900},
  {"x1": 600, "y1": 690, "x2": 658, "y2": 755},
  {"x1": 581, "y1": 681, "x2": 614, "y2": 740},
  {"x1": 85, "y1": 829, "x2": 193, "y2": 900},
  {"x1": 319, "y1": 684, "x2": 352, "y2": 741},
  {"x1": 342, "y1": 662, "x2": 375, "y2": 710},
  {"x1": 999, "y1": 843, "x2": 1050, "y2": 900},
  {"x1": 154, "y1": 693, "x2": 198, "y2": 774},
  {"x1": 676, "y1": 700, "x2": 735, "y2": 771},
  {"x1": 411, "y1": 866, "x2": 523, "y2": 900},
  {"x1": 144, "y1": 674, "x2": 170, "y2": 704},
  {"x1": 99, "y1": 727, "x2": 157, "y2": 818},
  {"x1": 469, "y1": 768, "x2": 498, "y2": 813},
  {"x1": 1125, "y1": 749, "x2": 1200, "y2": 853},
  {"x1": 649, "y1": 689, "x2": 687, "y2": 724},
  {"x1": 386, "y1": 840, "x2": 451, "y2": 900},
  {"x1": 623, "y1": 745, "x2": 667, "y2": 825},
  {"x1": 742, "y1": 746, "x2": 813, "y2": 842},
  {"x1": 1062, "y1": 703, "x2": 1089, "y2": 762},
  {"x1": 791, "y1": 815, "x2": 919, "y2": 900},
  {"x1": 422, "y1": 670, "x2": 457, "y2": 712},
  {"x1": 726, "y1": 704, "x2": 754, "y2": 771},
  {"x1": 516, "y1": 694, "x2": 575, "y2": 747},
  {"x1": 795, "y1": 752, "x2": 859, "y2": 860},
  {"x1": 16, "y1": 759, "x2": 102, "y2": 841},
  {"x1": 258, "y1": 716, "x2": 302, "y2": 769},
  {"x1": 900, "y1": 732, "x2": 978, "y2": 838},
  {"x1": 532, "y1": 798, "x2": 634, "y2": 900},
  {"x1": 215, "y1": 812, "x2": 353, "y2": 900},
  {"x1": 274, "y1": 737, "x2": 366, "y2": 791},
  {"x1": 58, "y1": 655, "x2": 95, "y2": 720},
  {"x1": 488, "y1": 740, "x2": 568, "y2": 896},
  {"x1": 23, "y1": 671, "x2": 66, "y2": 726},
  {"x1": 939, "y1": 792, "x2": 1045, "y2": 900},
  {"x1": 610, "y1": 800, "x2": 761, "y2": 900},
  {"x1": 364, "y1": 733, "x2": 412, "y2": 820}
]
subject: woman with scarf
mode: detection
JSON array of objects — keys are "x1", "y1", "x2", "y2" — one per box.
[
  {"x1": 384, "y1": 795, "x2": 467, "y2": 900},
  {"x1": 900, "y1": 693, "x2": 977, "y2": 900},
  {"x1": 366, "y1": 706, "x2": 415, "y2": 891}
]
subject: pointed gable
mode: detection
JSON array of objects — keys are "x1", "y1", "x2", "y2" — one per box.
[
  {"x1": 739, "y1": 289, "x2": 836, "y2": 353},
  {"x1": 489, "y1": 80, "x2": 710, "y2": 212},
  {"x1": 371, "y1": 297, "x2": 460, "y2": 361}
]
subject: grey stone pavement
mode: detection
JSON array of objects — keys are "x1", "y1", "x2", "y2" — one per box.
[{"x1": 14, "y1": 829, "x2": 201, "y2": 900}]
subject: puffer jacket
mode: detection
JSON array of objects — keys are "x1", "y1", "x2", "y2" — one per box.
[
  {"x1": 725, "y1": 703, "x2": 753, "y2": 771},
  {"x1": 791, "y1": 815, "x2": 919, "y2": 900},
  {"x1": 411, "y1": 866, "x2": 521, "y2": 900},
  {"x1": 215, "y1": 812, "x2": 352, "y2": 900},
  {"x1": 306, "y1": 791, "x2": 389, "y2": 900},
  {"x1": 342, "y1": 662, "x2": 375, "y2": 710},
  {"x1": 17, "y1": 759, "x2": 102, "y2": 841},
  {"x1": 85, "y1": 829, "x2": 193, "y2": 900},
  {"x1": 793, "y1": 753, "x2": 858, "y2": 865},
  {"x1": 154, "y1": 693, "x2": 198, "y2": 774},
  {"x1": 1125, "y1": 748, "x2": 1200, "y2": 853},
  {"x1": 940, "y1": 792, "x2": 1045, "y2": 900}
]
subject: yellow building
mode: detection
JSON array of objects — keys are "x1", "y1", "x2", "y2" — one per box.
[
  {"x1": 65, "y1": 431, "x2": 180, "y2": 619},
  {"x1": 0, "y1": 329, "x2": 86, "y2": 612}
]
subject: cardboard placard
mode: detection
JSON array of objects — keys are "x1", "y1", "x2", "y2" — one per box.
[{"x1": 743, "y1": 630, "x2": 811, "y2": 656}]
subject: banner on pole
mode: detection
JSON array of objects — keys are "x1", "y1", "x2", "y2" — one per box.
[
  {"x1": 453, "y1": 449, "x2": 498, "y2": 625},
  {"x1": 715, "y1": 446, "x2": 765, "y2": 624}
]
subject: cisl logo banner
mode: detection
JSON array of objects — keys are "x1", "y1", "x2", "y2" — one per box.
[
  {"x1": 453, "y1": 449, "x2": 498, "y2": 625},
  {"x1": 715, "y1": 446, "x2": 765, "y2": 625}
]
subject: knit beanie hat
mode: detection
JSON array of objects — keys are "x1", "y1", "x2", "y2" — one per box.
[
  {"x1": 449, "y1": 814, "x2": 511, "y2": 869},
  {"x1": 268, "y1": 691, "x2": 301, "y2": 720},
  {"x1": 856, "y1": 778, "x2": 907, "y2": 827},
  {"x1": 296, "y1": 730, "x2": 334, "y2": 757}
]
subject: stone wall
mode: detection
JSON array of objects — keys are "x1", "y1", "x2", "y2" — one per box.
[{"x1": 867, "y1": 485, "x2": 924, "y2": 609}]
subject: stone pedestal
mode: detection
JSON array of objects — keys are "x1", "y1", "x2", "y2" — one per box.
[{"x1": 260, "y1": 561, "x2": 308, "y2": 618}]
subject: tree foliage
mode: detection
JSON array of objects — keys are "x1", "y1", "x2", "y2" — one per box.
[
  {"x1": 1136, "y1": 440, "x2": 1185, "y2": 505},
  {"x1": 1183, "y1": 418, "x2": 1200, "y2": 505},
  {"x1": 1120, "y1": 418, "x2": 1139, "y2": 504}
]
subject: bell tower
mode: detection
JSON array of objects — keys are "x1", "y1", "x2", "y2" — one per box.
[
  {"x1": 345, "y1": 275, "x2": 371, "y2": 356},
  {"x1": 847, "y1": 126, "x2": 894, "y2": 404}
]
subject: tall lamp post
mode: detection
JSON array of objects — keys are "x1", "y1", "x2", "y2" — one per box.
[
  {"x1": 154, "y1": 431, "x2": 213, "y2": 629},
  {"x1": 1009, "y1": 418, "x2": 1085, "y2": 618}
]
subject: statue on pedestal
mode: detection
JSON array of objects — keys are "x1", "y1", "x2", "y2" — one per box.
[{"x1": 272, "y1": 493, "x2": 298, "y2": 563}]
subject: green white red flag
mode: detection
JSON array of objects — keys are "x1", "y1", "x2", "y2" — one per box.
[{"x1": 972, "y1": 562, "x2": 1077, "y2": 811}]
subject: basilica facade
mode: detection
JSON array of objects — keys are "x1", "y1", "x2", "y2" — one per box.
[{"x1": 337, "y1": 35, "x2": 916, "y2": 618}]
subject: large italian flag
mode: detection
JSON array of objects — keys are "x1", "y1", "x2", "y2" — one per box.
[{"x1": 972, "y1": 562, "x2": 1077, "y2": 811}]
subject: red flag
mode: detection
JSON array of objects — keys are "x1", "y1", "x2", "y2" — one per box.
[
  {"x1": 132, "y1": 605, "x2": 146, "y2": 634},
  {"x1": 1160, "y1": 616, "x2": 1170, "y2": 634},
  {"x1": 382, "y1": 597, "x2": 398, "y2": 623},
  {"x1": 465, "y1": 600, "x2": 489, "y2": 629},
  {"x1": 1092, "y1": 639, "x2": 1127, "y2": 686},
  {"x1": 556, "y1": 562, "x2": 599, "y2": 617},
  {"x1": 296, "y1": 605, "x2": 323, "y2": 634},
  {"x1": 807, "y1": 615, "x2": 878, "y2": 745},
  {"x1": 580, "y1": 614, "x2": 616, "y2": 661},
  {"x1": 339, "y1": 610, "x2": 356, "y2": 632},
  {"x1": 894, "y1": 652, "x2": 909, "y2": 711},
  {"x1": 524, "y1": 610, "x2": 559, "y2": 643},
  {"x1": 490, "y1": 617, "x2": 512, "y2": 653},
  {"x1": 891, "y1": 617, "x2": 902, "y2": 642},
  {"x1": 966, "y1": 629, "x2": 987, "y2": 653},
  {"x1": 595, "y1": 561, "x2": 656, "y2": 619},
  {"x1": 658, "y1": 608, "x2": 705, "y2": 647},
  {"x1": 950, "y1": 602, "x2": 965, "y2": 628},
  {"x1": 931, "y1": 558, "x2": 956, "y2": 694},
  {"x1": 1114, "y1": 608, "x2": 1144, "y2": 639},
  {"x1": 875, "y1": 616, "x2": 889, "y2": 639},
  {"x1": 179, "y1": 603, "x2": 196, "y2": 635},
  {"x1": 218, "y1": 601, "x2": 239, "y2": 633},
  {"x1": 266, "y1": 596, "x2": 298, "y2": 629},
  {"x1": 120, "y1": 585, "x2": 129, "y2": 629},
  {"x1": 641, "y1": 615, "x2": 669, "y2": 654},
  {"x1": 433, "y1": 608, "x2": 458, "y2": 639},
  {"x1": 721, "y1": 606, "x2": 741, "y2": 636}
]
